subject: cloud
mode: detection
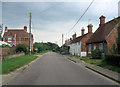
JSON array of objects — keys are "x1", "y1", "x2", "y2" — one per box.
[{"x1": 2, "y1": 1, "x2": 119, "y2": 46}]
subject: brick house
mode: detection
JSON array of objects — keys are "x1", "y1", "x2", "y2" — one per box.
[
  {"x1": 3, "y1": 26, "x2": 33, "y2": 51},
  {"x1": 64, "y1": 24, "x2": 93, "y2": 56},
  {"x1": 86, "y1": 16, "x2": 120, "y2": 56}
]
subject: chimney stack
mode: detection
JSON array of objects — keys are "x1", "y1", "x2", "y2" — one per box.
[
  {"x1": 24, "y1": 26, "x2": 27, "y2": 32},
  {"x1": 87, "y1": 24, "x2": 93, "y2": 33},
  {"x1": 72, "y1": 32, "x2": 77, "y2": 40},
  {"x1": 81, "y1": 27, "x2": 85, "y2": 36},
  {"x1": 5, "y1": 26, "x2": 7, "y2": 32},
  {"x1": 99, "y1": 15, "x2": 105, "y2": 26}
]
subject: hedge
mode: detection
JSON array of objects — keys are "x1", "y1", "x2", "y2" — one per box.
[
  {"x1": 91, "y1": 49, "x2": 103, "y2": 59},
  {"x1": 104, "y1": 54, "x2": 120, "y2": 67}
]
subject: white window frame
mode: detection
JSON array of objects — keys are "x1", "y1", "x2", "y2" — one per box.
[
  {"x1": 99, "y1": 43, "x2": 103, "y2": 50},
  {"x1": 8, "y1": 37, "x2": 12, "y2": 42},
  {"x1": 88, "y1": 44, "x2": 91, "y2": 54},
  {"x1": 93, "y1": 44, "x2": 96, "y2": 50}
]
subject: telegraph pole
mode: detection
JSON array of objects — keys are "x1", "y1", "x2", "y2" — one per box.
[
  {"x1": 62, "y1": 34, "x2": 64, "y2": 46},
  {"x1": 29, "y1": 12, "x2": 31, "y2": 56}
]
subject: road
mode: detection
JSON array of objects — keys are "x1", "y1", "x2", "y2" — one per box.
[{"x1": 7, "y1": 52, "x2": 118, "y2": 85}]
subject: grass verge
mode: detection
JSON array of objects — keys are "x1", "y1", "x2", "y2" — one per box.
[
  {"x1": 65, "y1": 54, "x2": 120, "y2": 73},
  {"x1": 1, "y1": 55, "x2": 38, "y2": 74}
]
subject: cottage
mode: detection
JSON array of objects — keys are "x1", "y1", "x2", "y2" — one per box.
[
  {"x1": 86, "y1": 16, "x2": 120, "y2": 56},
  {"x1": 3, "y1": 26, "x2": 33, "y2": 51},
  {"x1": 65, "y1": 24, "x2": 93, "y2": 57}
]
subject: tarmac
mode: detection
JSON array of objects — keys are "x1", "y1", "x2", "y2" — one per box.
[{"x1": 64, "y1": 55, "x2": 120, "y2": 84}]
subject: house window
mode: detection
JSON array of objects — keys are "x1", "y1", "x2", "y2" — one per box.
[
  {"x1": 78, "y1": 42, "x2": 80, "y2": 45},
  {"x1": 99, "y1": 43, "x2": 103, "y2": 50},
  {"x1": 93, "y1": 44, "x2": 96, "y2": 50},
  {"x1": 8, "y1": 37, "x2": 12, "y2": 42},
  {"x1": 88, "y1": 44, "x2": 91, "y2": 53}
]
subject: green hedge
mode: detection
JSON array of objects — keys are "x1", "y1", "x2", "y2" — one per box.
[
  {"x1": 104, "y1": 54, "x2": 120, "y2": 67},
  {"x1": 91, "y1": 49, "x2": 103, "y2": 59}
]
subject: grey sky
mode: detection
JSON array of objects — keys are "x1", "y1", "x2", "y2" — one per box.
[{"x1": 1, "y1": 0, "x2": 119, "y2": 46}]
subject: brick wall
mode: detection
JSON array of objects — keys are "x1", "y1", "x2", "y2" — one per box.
[
  {"x1": 106, "y1": 27, "x2": 118, "y2": 53},
  {"x1": 81, "y1": 33, "x2": 93, "y2": 52},
  {"x1": 4, "y1": 39, "x2": 33, "y2": 51}
]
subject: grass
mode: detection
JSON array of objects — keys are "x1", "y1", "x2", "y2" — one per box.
[
  {"x1": 0, "y1": 51, "x2": 49, "y2": 74},
  {"x1": 1, "y1": 55, "x2": 38, "y2": 74},
  {"x1": 65, "y1": 54, "x2": 120, "y2": 73}
]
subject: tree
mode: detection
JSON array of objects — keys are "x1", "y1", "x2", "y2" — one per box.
[{"x1": 16, "y1": 44, "x2": 28, "y2": 54}]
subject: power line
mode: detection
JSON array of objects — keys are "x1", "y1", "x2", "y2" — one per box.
[
  {"x1": 38, "y1": 3, "x2": 64, "y2": 14},
  {"x1": 65, "y1": 0, "x2": 95, "y2": 35}
]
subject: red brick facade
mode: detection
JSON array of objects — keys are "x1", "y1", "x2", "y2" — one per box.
[
  {"x1": 86, "y1": 16, "x2": 120, "y2": 57},
  {"x1": 3, "y1": 26, "x2": 33, "y2": 51},
  {"x1": 81, "y1": 33, "x2": 93, "y2": 52}
]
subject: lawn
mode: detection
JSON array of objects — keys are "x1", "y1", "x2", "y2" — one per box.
[
  {"x1": 65, "y1": 54, "x2": 120, "y2": 73},
  {"x1": 1, "y1": 55, "x2": 38, "y2": 74}
]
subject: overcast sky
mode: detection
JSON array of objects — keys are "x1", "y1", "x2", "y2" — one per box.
[{"x1": 1, "y1": 0, "x2": 120, "y2": 46}]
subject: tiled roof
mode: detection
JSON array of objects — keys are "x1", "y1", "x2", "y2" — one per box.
[
  {"x1": 71, "y1": 33, "x2": 88, "y2": 44},
  {"x1": 86, "y1": 17, "x2": 120, "y2": 44},
  {"x1": 3, "y1": 29, "x2": 33, "y2": 38}
]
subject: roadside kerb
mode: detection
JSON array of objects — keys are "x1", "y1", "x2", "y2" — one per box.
[
  {"x1": 2, "y1": 55, "x2": 43, "y2": 85},
  {"x1": 64, "y1": 55, "x2": 120, "y2": 84}
]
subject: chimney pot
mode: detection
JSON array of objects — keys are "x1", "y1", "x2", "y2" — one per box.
[
  {"x1": 72, "y1": 32, "x2": 77, "y2": 40},
  {"x1": 5, "y1": 26, "x2": 7, "y2": 32},
  {"x1": 81, "y1": 27, "x2": 85, "y2": 36},
  {"x1": 99, "y1": 15, "x2": 106, "y2": 26},
  {"x1": 24, "y1": 26, "x2": 27, "y2": 31},
  {"x1": 87, "y1": 24, "x2": 93, "y2": 33}
]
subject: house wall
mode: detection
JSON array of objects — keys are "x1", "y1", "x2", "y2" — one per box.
[
  {"x1": 86, "y1": 43, "x2": 100, "y2": 57},
  {"x1": 69, "y1": 33, "x2": 93, "y2": 57},
  {"x1": 106, "y1": 27, "x2": 118, "y2": 53},
  {"x1": 69, "y1": 42, "x2": 81, "y2": 56},
  {"x1": 4, "y1": 37, "x2": 33, "y2": 51}
]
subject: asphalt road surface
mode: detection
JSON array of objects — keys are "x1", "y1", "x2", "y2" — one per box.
[{"x1": 7, "y1": 52, "x2": 118, "y2": 85}]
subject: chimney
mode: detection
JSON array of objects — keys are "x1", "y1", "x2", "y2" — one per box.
[
  {"x1": 99, "y1": 15, "x2": 105, "y2": 26},
  {"x1": 72, "y1": 32, "x2": 77, "y2": 40},
  {"x1": 24, "y1": 26, "x2": 27, "y2": 32},
  {"x1": 81, "y1": 27, "x2": 85, "y2": 36},
  {"x1": 5, "y1": 26, "x2": 7, "y2": 32},
  {"x1": 87, "y1": 24, "x2": 93, "y2": 33}
]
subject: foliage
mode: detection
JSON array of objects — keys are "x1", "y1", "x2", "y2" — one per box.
[
  {"x1": 103, "y1": 54, "x2": 120, "y2": 67},
  {"x1": 16, "y1": 44, "x2": 28, "y2": 54},
  {"x1": 71, "y1": 55, "x2": 120, "y2": 73},
  {"x1": 118, "y1": 26, "x2": 120, "y2": 54},
  {"x1": 91, "y1": 49, "x2": 103, "y2": 59},
  {"x1": 33, "y1": 42, "x2": 61, "y2": 53},
  {"x1": 1, "y1": 44, "x2": 10, "y2": 47},
  {"x1": 1, "y1": 55, "x2": 38, "y2": 74}
]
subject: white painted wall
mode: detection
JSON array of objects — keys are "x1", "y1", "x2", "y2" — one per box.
[{"x1": 69, "y1": 41, "x2": 81, "y2": 56}]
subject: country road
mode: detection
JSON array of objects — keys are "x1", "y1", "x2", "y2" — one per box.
[{"x1": 6, "y1": 52, "x2": 118, "y2": 85}]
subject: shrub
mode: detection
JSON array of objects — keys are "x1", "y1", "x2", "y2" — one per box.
[
  {"x1": 103, "y1": 54, "x2": 120, "y2": 67},
  {"x1": 1, "y1": 44, "x2": 10, "y2": 47},
  {"x1": 91, "y1": 49, "x2": 103, "y2": 59},
  {"x1": 16, "y1": 44, "x2": 28, "y2": 54}
]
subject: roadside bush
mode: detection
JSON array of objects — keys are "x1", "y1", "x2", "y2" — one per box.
[
  {"x1": 91, "y1": 49, "x2": 103, "y2": 59},
  {"x1": 16, "y1": 44, "x2": 28, "y2": 54},
  {"x1": 103, "y1": 54, "x2": 120, "y2": 67},
  {"x1": 1, "y1": 44, "x2": 10, "y2": 47}
]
